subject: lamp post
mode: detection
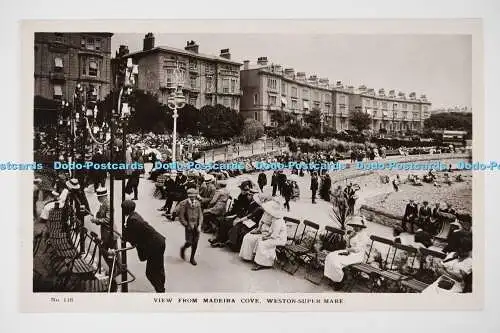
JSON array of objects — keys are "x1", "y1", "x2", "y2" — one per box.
[
  {"x1": 167, "y1": 64, "x2": 186, "y2": 164},
  {"x1": 320, "y1": 112, "x2": 325, "y2": 134}
]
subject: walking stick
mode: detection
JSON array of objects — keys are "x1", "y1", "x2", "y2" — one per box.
[{"x1": 107, "y1": 252, "x2": 117, "y2": 293}]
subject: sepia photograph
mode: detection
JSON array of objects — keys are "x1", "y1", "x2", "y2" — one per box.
[{"x1": 23, "y1": 19, "x2": 483, "y2": 311}]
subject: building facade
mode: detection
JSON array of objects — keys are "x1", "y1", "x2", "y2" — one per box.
[
  {"x1": 34, "y1": 32, "x2": 113, "y2": 103},
  {"x1": 240, "y1": 57, "x2": 333, "y2": 127},
  {"x1": 240, "y1": 58, "x2": 432, "y2": 133},
  {"x1": 119, "y1": 34, "x2": 242, "y2": 111},
  {"x1": 341, "y1": 85, "x2": 432, "y2": 133}
]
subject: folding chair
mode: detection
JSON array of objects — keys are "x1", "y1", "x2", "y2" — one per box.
[
  {"x1": 375, "y1": 243, "x2": 419, "y2": 292},
  {"x1": 281, "y1": 220, "x2": 320, "y2": 275},
  {"x1": 401, "y1": 247, "x2": 446, "y2": 293},
  {"x1": 275, "y1": 217, "x2": 300, "y2": 268},
  {"x1": 304, "y1": 226, "x2": 345, "y2": 285}
]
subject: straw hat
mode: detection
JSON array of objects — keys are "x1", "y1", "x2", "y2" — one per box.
[
  {"x1": 34, "y1": 178, "x2": 42, "y2": 184},
  {"x1": 51, "y1": 190, "x2": 60, "y2": 197},
  {"x1": 261, "y1": 200, "x2": 284, "y2": 219},
  {"x1": 65, "y1": 178, "x2": 80, "y2": 190},
  {"x1": 204, "y1": 174, "x2": 215, "y2": 182},
  {"x1": 346, "y1": 216, "x2": 367, "y2": 229},
  {"x1": 187, "y1": 188, "x2": 199, "y2": 196},
  {"x1": 96, "y1": 187, "x2": 108, "y2": 197}
]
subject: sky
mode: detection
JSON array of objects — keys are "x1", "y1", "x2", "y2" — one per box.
[{"x1": 112, "y1": 33, "x2": 472, "y2": 110}]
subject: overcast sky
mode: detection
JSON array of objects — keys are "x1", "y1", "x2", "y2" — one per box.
[{"x1": 112, "y1": 33, "x2": 471, "y2": 109}]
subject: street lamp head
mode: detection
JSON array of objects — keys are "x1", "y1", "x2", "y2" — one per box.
[
  {"x1": 167, "y1": 93, "x2": 176, "y2": 110},
  {"x1": 174, "y1": 89, "x2": 186, "y2": 109},
  {"x1": 126, "y1": 58, "x2": 133, "y2": 69}
]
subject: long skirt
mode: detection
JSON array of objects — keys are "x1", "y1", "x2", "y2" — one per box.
[
  {"x1": 254, "y1": 239, "x2": 284, "y2": 267},
  {"x1": 239, "y1": 233, "x2": 260, "y2": 261},
  {"x1": 324, "y1": 250, "x2": 365, "y2": 282}
]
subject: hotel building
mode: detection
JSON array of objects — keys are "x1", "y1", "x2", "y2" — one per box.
[{"x1": 118, "y1": 33, "x2": 242, "y2": 111}]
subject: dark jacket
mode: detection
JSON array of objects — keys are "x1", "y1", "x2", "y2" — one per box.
[
  {"x1": 419, "y1": 206, "x2": 432, "y2": 219},
  {"x1": 282, "y1": 181, "x2": 293, "y2": 199},
  {"x1": 258, "y1": 173, "x2": 267, "y2": 186},
  {"x1": 403, "y1": 203, "x2": 419, "y2": 220},
  {"x1": 230, "y1": 193, "x2": 252, "y2": 217},
  {"x1": 310, "y1": 176, "x2": 319, "y2": 191},
  {"x1": 123, "y1": 211, "x2": 165, "y2": 262}
]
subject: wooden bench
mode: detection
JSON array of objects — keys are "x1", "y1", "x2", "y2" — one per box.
[{"x1": 401, "y1": 247, "x2": 446, "y2": 293}]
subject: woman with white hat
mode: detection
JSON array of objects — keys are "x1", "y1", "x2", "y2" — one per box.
[
  {"x1": 324, "y1": 216, "x2": 370, "y2": 289},
  {"x1": 239, "y1": 200, "x2": 288, "y2": 271}
]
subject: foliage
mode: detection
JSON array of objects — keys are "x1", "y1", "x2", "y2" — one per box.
[
  {"x1": 34, "y1": 95, "x2": 60, "y2": 127},
  {"x1": 240, "y1": 118, "x2": 265, "y2": 144},
  {"x1": 349, "y1": 110, "x2": 372, "y2": 132},
  {"x1": 424, "y1": 112, "x2": 472, "y2": 133},
  {"x1": 303, "y1": 109, "x2": 322, "y2": 129},
  {"x1": 128, "y1": 90, "x2": 170, "y2": 133},
  {"x1": 198, "y1": 104, "x2": 244, "y2": 142},
  {"x1": 331, "y1": 190, "x2": 350, "y2": 230}
]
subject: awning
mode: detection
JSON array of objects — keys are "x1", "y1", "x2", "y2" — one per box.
[
  {"x1": 89, "y1": 61, "x2": 98, "y2": 69},
  {"x1": 281, "y1": 97, "x2": 287, "y2": 106},
  {"x1": 53, "y1": 85, "x2": 63, "y2": 96},
  {"x1": 54, "y1": 57, "x2": 63, "y2": 68},
  {"x1": 303, "y1": 101, "x2": 310, "y2": 110}
]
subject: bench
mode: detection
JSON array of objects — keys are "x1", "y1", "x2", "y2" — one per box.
[{"x1": 401, "y1": 247, "x2": 446, "y2": 293}]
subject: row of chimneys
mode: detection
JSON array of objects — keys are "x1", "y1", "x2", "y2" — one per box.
[{"x1": 143, "y1": 33, "x2": 231, "y2": 59}]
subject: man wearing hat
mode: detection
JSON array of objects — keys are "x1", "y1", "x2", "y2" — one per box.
[
  {"x1": 402, "y1": 199, "x2": 419, "y2": 233},
  {"x1": 178, "y1": 188, "x2": 204, "y2": 265},
  {"x1": 121, "y1": 200, "x2": 166, "y2": 292},
  {"x1": 418, "y1": 200, "x2": 432, "y2": 232},
  {"x1": 38, "y1": 189, "x2": 61, "y2": 226},
  {"x1": 202, "y1": 180, "x2": 230, "y2": 233},
  {"x1": 199, "y1": 173, "x2": 216, "y2": 209},
  {"x1": 60, "y1": 178, "x2": 90, "y2": 213},
  {"x1": 239, "y1": 200, "x2": 288, "y2": 271},
  {"x1": 90, "y1": 187, "x2": 117, "y2": 251},
  {"x1": 91, "y1": 187, "x2": 118, "y2": 291},
  {"x1": 324, "y1": 216, "x2": 370, "y2": 289},
  {"x1": 158, "y1": 171, "x2": 177, "y2": 216}
]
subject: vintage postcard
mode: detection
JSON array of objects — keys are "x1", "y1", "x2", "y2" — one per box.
[{"x1": 20, "y1": 19, "x2": 483, "y2": 312}]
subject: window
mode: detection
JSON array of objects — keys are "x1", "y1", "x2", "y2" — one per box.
[
  {"x1": 223, "y1": 97, "x2": 230, "y2": 107},
  {"x1": 95, "y1": 39, "x2": 101, "y2": 51},
  {"x1": 364, "y1": 98, "x2": 371, "y2": 106},
  {"x1": 166, "y1": 68, "x2": 174, "y2": 87},
  {"x1": 303, "y1": 100, "x2": 310, "y2": 111},
  {"x1": 80, "y1": 38, "x2": 86, "y2": 48},
  {"x1": 86, "y1": 38, "x2": 95, "y2": 50},
  {"x1": 325, "y1": 104, "x2": 331, "y2": 113},
  {"x1": 190, "y1": 77, "x2": 197, "y2": 89},
  {"x1": 291, "y1": 100, "x2": 298, "y2": 110},
  {"x1": 253, "y1": 93, "x2": 258, "y2": 106},
  {"x1": 230, "y1": 79, "x2": 236, "y2": 93},
  {"x1": 413, "y1": 112, "x2": 419, "y2": 119},
  {"x1": 54, "y1": 57, "x2": 63, "y2": 69},
  {"x1": 222, "y1": 79, "x2": 230, "y2": 93},
  {"x1": 281, "y1": 82, "x2": 286, "y2": 95},
  {"x1": 413, "y1": 104, "x2": 419, "y2": 111},
  {"x1": 254, "y1": 112, "x2": 258, "y2": 120},
  {"x1": 291, "y1": 87, "x2": 298, "y2": 98},
  {"x1": 382, "y1": 101, "x2": 388, "y2": 108},
  {"x1": 189, "y1": 96, "x2": 197, "y2": 106},
  {"x1": 302, "y1": 89, "x2": 309, "y2": 100},
  {"x1": 231, "y1": 98, "x2": 237, "y2": 110},
  {"x1": 205, "y1": 76, "x2": 213, "y2": 91},
  {"x1": 267, "y1": 77, "x2": 277, "y2": 90},
  {"x1": 189, "y1": 61, "x2": 197, "y2": 71},
  {"x1": 53, "y1": 85, "x2": 63, "y2": 98},
  {"x1": 339, "y1": 95, "x2": 346, "y2": 104},
  {"x1": 205, "y1": 64, "x2": 214, "y2": 73},
  {"x1": 88, "y1": 60, "x2": 98, "y2": 76},
  {"x1": 269, "y1": 95, "x2": 277, "y2": 106}
]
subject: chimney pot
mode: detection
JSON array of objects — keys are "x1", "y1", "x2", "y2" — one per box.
[
  {"x1": 143, "y1": 33, "x2": 155, "y2": 51},
  {"x1": 185, "y1": 40, "x2": 199, "y2": 54}
]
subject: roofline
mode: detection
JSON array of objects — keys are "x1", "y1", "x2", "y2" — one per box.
[{"x1": 124, "y1": 47, "x2": 242, "y2": 65}]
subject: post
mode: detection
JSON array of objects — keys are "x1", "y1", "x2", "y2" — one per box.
[
  {"x1": 78, "y1": 205, "x2": 85, "y2": 253},
  {"x1": 121, "y1": 122, "x2": 128, "y2": 292},
  {"x1": 203, "y1": 151, "x2": 206, "y2": 163},
  {"x1": 172, "y1": 108, "x2": 178, "y2": 163}
]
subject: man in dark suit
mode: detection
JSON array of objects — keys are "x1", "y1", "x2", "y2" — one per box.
[
  {"x1": 121, "y1": 200, "x2": 166, "y2": 292},
  {"x1": 402, "y1": 199, "x2": 419, "y2": 233},
  {"x1": 271, "y1": 171, "x2": 279, "y2": 196},
  {"x1": 418, "y1": 200, "x2": 432, "y2": 232},
  {"x1": 257, "y1": 172, "x2": 267, "y2": 192},
  {"x1": 310, "y1": 171, "x2": 319, "y2": 204}
]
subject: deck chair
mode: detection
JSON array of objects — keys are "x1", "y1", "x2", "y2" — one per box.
[
  {"x1": 375, "y1": 243, "x2": 419, "y2": 292},
  {"x1": 401, "y1": 247, "x2": 446, "y2": 293},
  {"x1": 346, "y1": 235, "x2": 394, "y2": 292},
  {"x1": 305, "y1": 226, "x2": 345, "y2": 285},
  {"x1": 281, "y1": 220, "x2": 320, "y2": 275},
  {"x1": 275, "y1": 217, "x2": 301, "y2": 268}
]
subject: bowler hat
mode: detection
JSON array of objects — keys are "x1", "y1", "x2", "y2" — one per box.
[
  {"x1": 96, "y1": 187, "x2": 108, "y2": 197},
  {"x1": 66, "y1": 178, "x2": 80, "y2": 190}
]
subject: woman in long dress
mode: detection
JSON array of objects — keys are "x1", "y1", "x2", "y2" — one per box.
[
  {"x1": 239, "y1": 200, "x2": 288, "y2": 271},
  {"x1": 324, "y1": 216, "x2": 370, "y2": 287}
]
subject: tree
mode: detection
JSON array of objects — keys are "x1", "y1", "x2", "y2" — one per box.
[
  {"x1": 424, "y1": 112, "x2": 472, "y2": 134},
  {"x1": 304, "y1": 108, "x2": 321, "y2": 129},
  {"x1": 240, "y1": 118, "x2": 265, "y2": 144},
  {"x1": 349, "y1": 110, "x2": 372, "y2": 132},
  {"x1": 177, "y1": 104, "x2": 201, "y2": 135},
  {"x1": 34, "y1": 95, "x2": 59, "y2": 127},
  {"x1": 198, "y1": 104, "x2": 244, "y2": 142},
  {"x1": 127, "y1": 90, "x2": 170, "y2": 133}
]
